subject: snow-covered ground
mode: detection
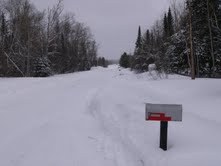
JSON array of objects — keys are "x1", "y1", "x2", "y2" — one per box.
[{"x1": 0, "y1": 65, "x2": 221, "y2": 166}]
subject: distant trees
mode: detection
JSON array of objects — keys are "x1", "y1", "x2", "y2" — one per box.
[
  {"x1": 0, "y1": 0, "x2": 98, "y2": 77},
  {"x1": 108, "y1": 59, "x2": 119, "y2": 65},
  {"x1": 97, "y1": 57, "x2": 108, "y2": 68},
  {"x1": 126, "y1": 0, "x2": 221, "y2": 78}
]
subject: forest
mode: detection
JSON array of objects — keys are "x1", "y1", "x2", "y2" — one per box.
[
  {"x1": 120, "y1": 0, "x2": 221, "y2": 79},
  {"x1": 0, "y1": 0, "x2": 108, "y2": 77}
]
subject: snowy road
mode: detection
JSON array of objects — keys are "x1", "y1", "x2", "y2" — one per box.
[{"x1": 0, "y1": 65, "x2": 221, "y2": 166}]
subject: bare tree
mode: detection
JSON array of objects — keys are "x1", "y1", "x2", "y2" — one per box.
[{"x1": 170, "y1": 0, "x2": 185, "y2": 32}]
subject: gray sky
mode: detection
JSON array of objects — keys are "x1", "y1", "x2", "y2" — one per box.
[{"x1": 31, "y1": 0, "x2": 171, "y2": 59}]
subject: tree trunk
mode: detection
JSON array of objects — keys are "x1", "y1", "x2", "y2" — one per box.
[
  {"x1": 188, "y1": 0, "x2": 195, "y2": 80},
  {"x1": 207, "y1": 0, "x2": 215, "y2": 77}
]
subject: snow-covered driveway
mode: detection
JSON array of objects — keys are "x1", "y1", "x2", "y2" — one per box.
[{"x1": 0, "y1": 65, "x2": 221, "y2": 166}]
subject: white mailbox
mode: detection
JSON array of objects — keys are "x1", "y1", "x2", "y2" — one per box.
[
  {"x1": 145, "y1": 103, "x2": 183, "y2": 151},
  {"x1": 146, "y1": 103, "x2": 182, "y2": 122}
]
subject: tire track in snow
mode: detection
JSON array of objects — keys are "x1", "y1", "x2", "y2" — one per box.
[
  {"x1": 85, "y1": 88, "x2": 102, "y2": 117},
  {"x1": 85, "y1": 87, "x2": 150, "y2": 166}
]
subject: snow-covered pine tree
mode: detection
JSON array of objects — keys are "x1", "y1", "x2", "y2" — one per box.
[
  {"x1": 163, "y1": 13, "x2": 169, "y2": 39},
  {"x1": 166, "y1": 30, "x2": 189, "y2": 74},
  {"x1": 143, "y1": 29, "x2": 151, "y2": 55},
  {"x1": 191, "y1": 0, "x2": 221, "y2": 77},
  {"x1": 133, "y1": 26, "x2": 153, "y2": 72},
  {"x1": 33, "y1": 56, "x2": 52, "y2": 77},
  {"x1": 156, "y1": 8, "x2": 175, "y2": 75},
  {"x1": 120, "y1": 52, "x2": 130, "y2": 68}
]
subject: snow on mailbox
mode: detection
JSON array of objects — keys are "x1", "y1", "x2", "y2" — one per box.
[{"x1": 145, "y1": 103, "x2": 183, "y2": 151}]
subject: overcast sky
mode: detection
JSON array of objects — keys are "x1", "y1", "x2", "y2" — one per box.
[{"x1": 31, "y1": 0, "x2": 172, "y2": 59}]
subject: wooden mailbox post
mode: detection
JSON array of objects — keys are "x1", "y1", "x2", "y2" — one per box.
[{"x1": 145, "y1": 103, "x2": 182, "y2": 151}]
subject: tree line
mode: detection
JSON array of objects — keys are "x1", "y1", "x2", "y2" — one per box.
[
  {"x1": 120, "y1": 0, "x2": 221, "y2": 78},
  {"x1": 0, "y1": 0, "x2": 106, "y2": 77}
]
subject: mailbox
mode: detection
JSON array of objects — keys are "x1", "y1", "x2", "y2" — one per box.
[
  {"x1": 146, "y1": 103, "x2": 182, "y2": 122},
  {"x1": 145, "y1": 103, "x2": 183, "y2": 151}
]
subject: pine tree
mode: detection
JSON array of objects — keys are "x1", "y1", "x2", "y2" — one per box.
[
  {"x1": 191, "y1": 0, "x2": 221, "y2": 77},
  {"x1": 33, "y1": 56, "x2": 52, "y2": 77},
  {"x1": 134, "y1": 26, "x2": 143, "y2": 55},
  {"x1": 143, "y1": 29, "x2": 151, "y2": 55},
  {"x1": 132, "y1": 26, "x2": 145, "y2": 72},
  {"x1": 119, "y1": 52, "x2": 130, "y2": 68},
  {"x1": 166, "y1": 30, "x2": 189, "y2": 74},
  {"x1": 150, "y1": 32, "x2": 155, "y2": 54},
  {"x1": 167, "y1": 8, "x2": 174, "y2": 37},
  {"x1": 101, "y1": 57, "x2": 106, "y2": 67},
  {"x1": 163, "y1": 13, "x2": 168, "y2": 38}
]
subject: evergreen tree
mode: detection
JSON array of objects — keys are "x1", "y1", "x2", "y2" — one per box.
[
  {"x1": 133, "y1": 26, "x2": 145, "y2": 72},
  {"x1": 33, "y1": 56, "x2": 52, "y2": 77},
  {"x1": 143, "y1": 29, "x2": 151, "y2": 55},
  {"x1": 134, "y1": 26, "x2": 143, "y2": 55},
  {"x1": 167, "y1": 8, "x2": 174, "y2": 37},
  {"x1": 166, "y1": 30, "x2": 189, "y2": 74},
  {"x1": 101, "y1": 57, "x2": 106, "y2": 67},
  {"x1": 149, "y1": 32, "x2": 155, "y2": 54},
  {"x1": 191, "y1": 0, "x2": 221, "y2": 77},
  {"x1": 163, "y1": 13, "x2": 168, "y2": 38},
  {"x1": 119, "y1": 52, "x2": 130, "y2": 68}
]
